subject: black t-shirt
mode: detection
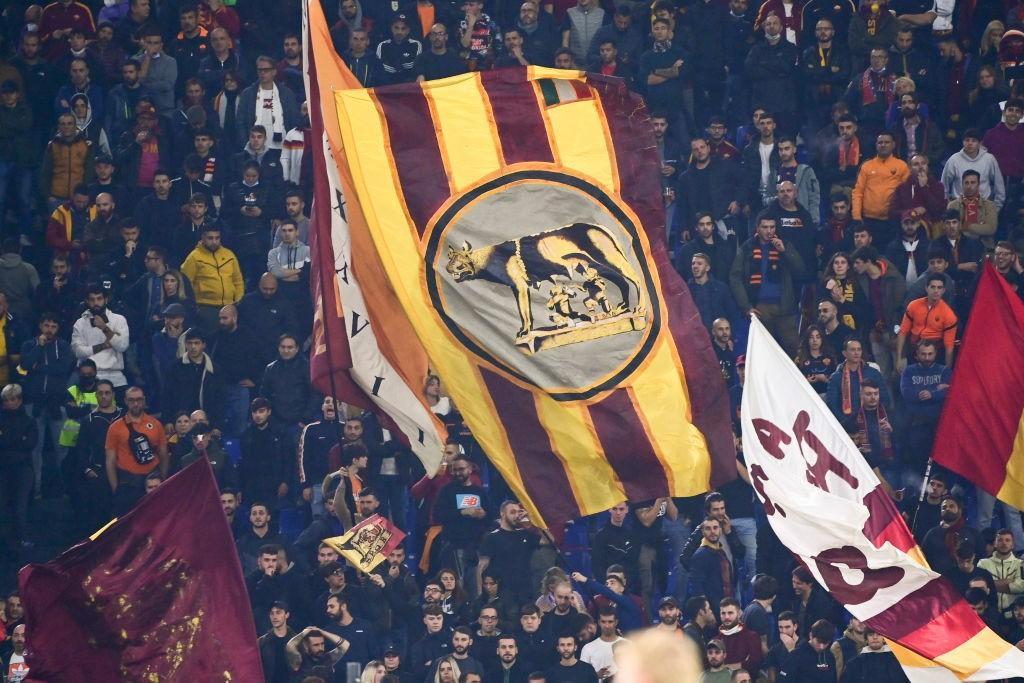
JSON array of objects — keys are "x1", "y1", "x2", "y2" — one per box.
[
  {"x1": 324, "y1": 617, "x2": 375, "y2": 668},
  {"x1": 630, "y1": 499, "x2": 666, "y2": 546},
  {"x1": 719, "y1": 454, "x2": 755, "y2": 519},
  {"x1": 545, "y1": 660, "x2": 600, "y2": 683},
  {"x1": 479, "y1": 527, "x2": 540, "y2": 593}
]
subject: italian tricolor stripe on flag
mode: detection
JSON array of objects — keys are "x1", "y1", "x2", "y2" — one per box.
[{"x1": 537, "y1": 78, "x2": 591, "y2": 107}]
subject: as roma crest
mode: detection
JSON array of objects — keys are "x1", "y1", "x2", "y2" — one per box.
[{"x1": 425, "y1": 170, "x2": 661, "y2": 401}]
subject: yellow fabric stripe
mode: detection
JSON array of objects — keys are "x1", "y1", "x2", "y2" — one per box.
[
  {"x1": 534, "y1": 395, "x2": 626, "y2": 514},
  {"x1": 999, "y1": 413, "x2": 1024, "y2": 509},
  {"x1": 932, "y1": 627, "x2": 1014, "y2": 678},
  {"x1": 888, "y1": 641, "x2": 965, "y2": 680},
  {"x1": 333, "y1": 88, "x2": 539, "y2": 522},
  {"x1": 543, "y1": 93, "x2": 617, "y2": 193},
  {"x1": 422, "y1": 73, "x2": 504, "y2": 193},
  {"x1": 630, "y1": 335, "x2": 712, "y2": 495}
]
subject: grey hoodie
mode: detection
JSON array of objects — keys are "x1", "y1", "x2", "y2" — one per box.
[
  {"x1": 941, "y1": 148, "x2": 1006, "y2": 208},
  {"x1": 0, "y1": 253, "x2": 40, "y2": 319}
]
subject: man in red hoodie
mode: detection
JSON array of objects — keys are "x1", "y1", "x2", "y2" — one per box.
[
  {"x1": 718, "y1": 597, "x2": 763, "y2": 673},
  {"x1": 982, "y1": 97, "x2": 1024, "y2": 187}
]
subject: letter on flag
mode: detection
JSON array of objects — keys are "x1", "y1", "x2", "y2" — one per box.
[
  {"x1": 933, "y1": 263, "x2": 1024, "y2": 509},
  {"x1": 324, "y1": 514, "x2": 406, "y2": 573},
  {"x1": 741, "y1": 316, "x2": 1024, "y2": 680},
  {"x1": 18, "y1": 458, "x2": 263, "y2": 682},
  {"x1": 307, "y1": 11, "x2": 737, "y2": 532}
]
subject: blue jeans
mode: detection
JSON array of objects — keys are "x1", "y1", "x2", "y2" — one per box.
[
  {"x1": 0, "y1": 161, "x2": 34, "y2": 236},
  {"x1": 731, "y1": 517, "x2": 758, "y2": 600},
  {"x1": 977, "y1": 490, "x2": 1024, "y2": 549},
  {"x1": 222, "y1": 384, "x2": 251, "y2": 439}
]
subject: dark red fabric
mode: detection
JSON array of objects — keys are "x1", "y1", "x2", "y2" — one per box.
[{"x1": 19, "y1": 458, "x2": 263, "y2": 682}]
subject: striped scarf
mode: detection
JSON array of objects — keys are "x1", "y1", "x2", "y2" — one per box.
[
  {"x1": 855, "y1": 403, "x2": 894, "y2": 461},
  {"x1": 748, "y1": 245, "x2": 780, "y2": 287},
  {"x1": 840, "y1": 362, "x2": 863, "y2": 415}
]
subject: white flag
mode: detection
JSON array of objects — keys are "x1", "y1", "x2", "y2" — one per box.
[{"x1": 740, "y1": 316, "x2": 1024, "y2": 681}]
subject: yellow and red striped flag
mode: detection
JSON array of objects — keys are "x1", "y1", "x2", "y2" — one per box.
[
  {"x1": 933, "y1": 263, "x2": 1024, "y2": 509},
  {"x1": 304, "y1": 3, "x2": 735, "y2": 533}
]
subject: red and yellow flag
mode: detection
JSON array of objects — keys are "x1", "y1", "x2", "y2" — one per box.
[
  {"x1": 305, "y1": 5, "x2": 734, "y2": 533},
  {"x1": 325, "y1": 514, "x2": 407, "y2": 573},
  {"x1": 933, "y1": 263, "x2": 1024, "y2": 509}
]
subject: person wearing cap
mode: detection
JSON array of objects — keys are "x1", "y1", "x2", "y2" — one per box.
[
  {"x1": 163, "y1": 326, "x2": 224, "y2": 427},
  {"x1": 87, "y1": 153, "x2": 129, "y2": 211},
  {"x1": 377, "y1": 14, "x2": 424, "y2": 84},
  {"x1": 382, "y1": 642, "x2": 415, "y2": 682},
  {"x1": 883, "y1": 210, "x2": 930, "y2": 284},
  {"x1": 259, "y1": 600, "x2": 295, "y2": 683},
  {"x1": 941, "y1": 127, "x2": 1006, "y2": 208},
  {"x1": 0, "y1": 79, "x2": 35, "y2": 242},
  {"x1": 150, "y1": 302, "x2": 188, "y2": 393},
  {"x1": 701, "y1": 639, "x2": 731, "y2": 682},
  {"x1": 180, "y1": 224, "x2": 245, "y2": 331}
]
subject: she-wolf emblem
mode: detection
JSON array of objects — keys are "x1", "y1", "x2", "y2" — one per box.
[{"x1": 445, "y1": 222, "x2": 647, "y2": 352}]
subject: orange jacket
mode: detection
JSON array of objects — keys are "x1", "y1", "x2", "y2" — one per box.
[
  {"x1": 852, "y1": 155, "x2": 910, "y2": 221},
  {"x1": 899, "y1": 296, "x2": 957, "y2": 350}
]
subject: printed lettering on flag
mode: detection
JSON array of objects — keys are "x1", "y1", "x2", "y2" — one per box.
[
  {"x1": 742, "y1": 316, "x2": 1024, "y2": 680},
  {"x1": 325, "y1": 514, "x2": 406, "y2": 573}
]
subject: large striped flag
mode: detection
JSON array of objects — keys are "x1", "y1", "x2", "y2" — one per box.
[
  {"x1": 932, "y1": 263, "x2": 1024, "y2": 508},
  {"x1": 742, "y1": 316, "x2": 1024, "y2": 680},
  {"x1": 304, "y1": 3, "x2": 735, "y2": 533},
  {"x1": 304, "y1": 1, "x2": 446, "y2": 474}
]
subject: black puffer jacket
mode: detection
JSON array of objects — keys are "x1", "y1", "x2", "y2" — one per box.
[{"x1": 0, "y1": 405, "x2": 39, "y2": 467}]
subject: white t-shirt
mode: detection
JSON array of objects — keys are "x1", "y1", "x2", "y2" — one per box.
[
  {"x1": 580, "y1": 636, "x2": 625, "y2": 680},
  {"x1": 932, "y1": 0, "x2": 954, "y2": 32},
  {"x1": 7, "y1": 652, "x2": 29, "y2": 683},
  {"x1": 759, "y1": 142, "x2": 774, "y2": 189}
]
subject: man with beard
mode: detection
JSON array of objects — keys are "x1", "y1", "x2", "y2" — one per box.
[
  {"x1": 676, "y1": 138, "x2": 742, "y2": 253},
  {"x1": 689, "y1": 253, "x2": 739, "y2": 331},
  {"x1": 285, "y1": 627, "x2": 348, "y2": 680},
  {"x1": 180, "y1": 226, "x2": 244, "y2": 334},
  {"x1": 81, "y1": 192, "x2": 119, "y2": 280},
  {"x1": 687, "y1": 517, "x2": 733, "y2": 614},
  {"x1": 948, "y1": 170, "x2": 998, "y2": 243},
  {"x1": 71, "y1": 284, "x2": 130, "y2": 395},
  {"x1": 678, "y1": 212, "x2": 737, "y2": 286},
  {"x1": 477, "y1": 500, "x2": 540, "y2": 606},
  {"x1": 208, "y1": 304, "x2": 261, "y2": 438},
  {"x1": 133, "y1": 171, "x2": 178, "y2": 250},
  {"x1": 20, "y1": 314, "x2": 75, "y2": 492},
  {"x1": 921, "y1": 495, "x2": 984, "y2": 579},
  {"x1": 891, "y1": 92, "x2": 945, "y2": 167},
  {"x1": 546, "y1": 635, "x2": 598, "y2": 683},
  {"x1": 683, "y1": 596, "x2": 717, "y2": 651},
  {"x1": 104, "y1": 386, "x2": 166, "y2": 513},
  {"x1": 884, "y1": 212, "x2": 930, "y2": 283},
  {"x1": 764, "y1": 178, "x2": 817, "y2": 292},
  {"x1": 801, "y1": 19, "x2": 851, "y2": 130},
  {"x1": 434, "y1": 456, "x2": 488, "y2": 594},
  {"x1": 516, "y1": 1, "x2": 560, "y2": 67},
  {"x1": 323, "y1": 593, "x2": 376, "y2": 668},
  {"x1": 717, "y1": 598, "x2": 762, "y2": 673},
  {"x1": 487, "y1": 634, "x2": 532, "y2": 683},
  {"x1": 414, "y1": 24, "x2": 466, "y2": 81}
]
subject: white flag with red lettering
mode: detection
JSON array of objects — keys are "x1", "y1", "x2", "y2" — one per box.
[{"x1": 740, "y1": 316, "x2": 1024, "y2": 681}]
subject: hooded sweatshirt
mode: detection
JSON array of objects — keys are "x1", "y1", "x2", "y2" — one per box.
[
  {"x1": 0, "y1": 254, "x2": 40, "y2": 319},
  {"x1": 941, "y1": 148, "x2": 1007, "y2": 207}
]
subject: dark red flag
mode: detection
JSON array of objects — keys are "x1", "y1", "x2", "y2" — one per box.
[{"x1": 18, "y1": 457, "x2": 263, "y2": 682}]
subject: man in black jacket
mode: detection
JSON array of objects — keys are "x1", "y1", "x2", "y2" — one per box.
[
  {"x1": 209, "y1": 304, "x2": 262, "y2": 438},
  {"x1": 68, "y1": 379, "x2": 122, "y2": 537},
  {"x1": 678, "y1": 493, "x2": 746, "y2": 575},
  {"x1": 591, "y1": 501, "x2": 641, "y2": 590},
  {"x1": 260, "y1": 334, "x2": 319, "y2": 432},
  {"x1": 163, "y1": 328, "x2": 224, "y2": 428},
  {"x1": 238, "y1": 274, "x2": 297, "y2": 370},
  {"x1": 0, "y1": 383, "x2": 39, "y2": 549},
  {"x1": 239, "y1": 397, "x2": 296, "y2": 513}
]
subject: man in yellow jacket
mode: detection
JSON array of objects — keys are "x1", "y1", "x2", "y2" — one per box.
[
  {"x1": 180, "y1": 226, "x2": 245, "y2": 333},
  {"x1": 852, "y1": 132, "x2": 910, "y2": 248}
]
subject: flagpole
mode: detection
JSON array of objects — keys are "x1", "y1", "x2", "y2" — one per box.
[{"x1": 910, "y1": 458, "x2": 934, "y2": 535}]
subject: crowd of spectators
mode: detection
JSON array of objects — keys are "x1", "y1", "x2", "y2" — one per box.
[{"x1": 1, "y1": 0, "x2": 1024, "y2": 681}]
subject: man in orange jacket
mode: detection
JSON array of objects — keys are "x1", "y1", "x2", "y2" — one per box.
[{"x1": 852, "y1": 131, "x2": 910, "y2": 248}]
